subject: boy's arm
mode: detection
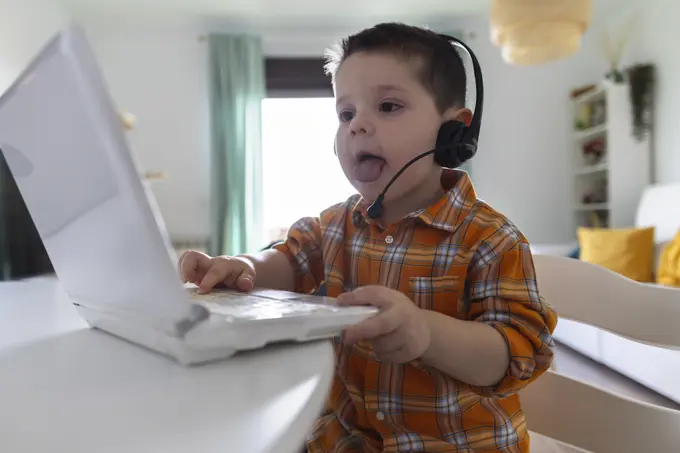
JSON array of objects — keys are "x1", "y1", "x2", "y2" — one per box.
[
  {"x1": 258, "y1": 217, "x2": 325, "y2": 294},
  {"x1": 420, "y1": 229, "x2": 558, "y2": 396},
  {"x1": 239, "y1": 249, "x2": 297, "y2": 291},
  {"x1": 420, "y1": 311, "x2": 511, "y2": 388}
]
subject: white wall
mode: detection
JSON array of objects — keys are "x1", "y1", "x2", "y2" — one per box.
[
  {"x1": 79, "y1": 16, "x2": 355, "y2": 242},
  {"x1": 5, "y1": 3, "x2": 675, "y2": 245},
  {"x1": 0, "y1": 0, "x2": 68, "y2": 93},
  {"x1": 455, "y1": 1, "x2": 680, "y2": 241},
  {"x1": 622, "y1": 0, "x2": 680, "y2": 185},
  {"x1": 79, "y1": 13, "x2": 611, "y2": 245},
  {"x1": 79, "y1": 16, "x2": 357, "y2": 243},
  {"x1": 81, "y1": 20, "x2": 212, "y2": 242},
  {"x1": 447, "y1": 3, "x2": 680, "y2": 241},
  {"x1": 445, "y1": 15, "x2": 606, "y2": 244}
]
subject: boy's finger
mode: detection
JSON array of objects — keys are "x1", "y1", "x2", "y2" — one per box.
[
  {"x1": 337, "y1": 292, "x2": 363, "y2": 305},
  {"x1": 371, "y1": 327, "x2": 405, "y2": 356},
  {"x1": 198, "y1": 267, "x2": 225, "y2": 294},
  {"x1": 221, "y1": 267, "x2": 240, "y2": 288},
  {"x1": 236, "y1": 272, "x2": 255, "y2": 292},
  {"x1": 179, "y1": 254, "x2": 196, "y2": 282},
  {"x1": 191, "y1": 268, "x2": 207, "y2": 285},
  {"x1": 377, "y1": 346, "x2": 410, "y2": 364},
  {"x1": 181, "y1": 253, "x2": 210, "y2": 283},
  {"x1": 337, "y1": 286, "x2": 393, "y2": 308},
  {"x1": 343, "y1": 310, "x2": 400, "y2": 345},
  {"x1": 177, "y1": 252, "x2": 189, "y2": 282}
]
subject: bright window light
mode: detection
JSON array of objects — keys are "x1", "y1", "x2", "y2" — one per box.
[{"x1": 261, "y1": 98, "x2": 357, "y2": 244}]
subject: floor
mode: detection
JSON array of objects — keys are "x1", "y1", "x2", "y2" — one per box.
[{"x1": 553, "y1": 341, "x2": 680, "y2": 410}]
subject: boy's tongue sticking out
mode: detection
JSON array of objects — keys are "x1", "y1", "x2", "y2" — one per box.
[{"x1": 354, "y1": 152, "x2": 386, "y2": 183}]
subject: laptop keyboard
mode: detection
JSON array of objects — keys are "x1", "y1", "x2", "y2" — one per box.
[{"x1": 186, "y1": 287, "x2": 342, "y2": 321}]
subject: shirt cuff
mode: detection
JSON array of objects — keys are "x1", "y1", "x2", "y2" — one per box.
[
  {"x1": 469, "y1": 322, "x2": 551, "y2": 398},
  {"x1": 272, "y1": 241, "x2": 319, "y2": 294}
]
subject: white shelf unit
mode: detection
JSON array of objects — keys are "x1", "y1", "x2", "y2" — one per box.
[{"x1": 571, "y1": 81, "x2": 651, "y2": 230}]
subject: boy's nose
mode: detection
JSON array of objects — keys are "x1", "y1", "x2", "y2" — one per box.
[{"x1": 349, "y1": 112, "x2": 375, "y2": 136}]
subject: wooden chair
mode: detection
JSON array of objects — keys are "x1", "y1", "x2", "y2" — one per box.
[{"x1": 523, "y1": 254, "x2": 680, "y2": 453}]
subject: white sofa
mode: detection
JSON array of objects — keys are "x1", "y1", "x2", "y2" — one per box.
[{"x1": 539, "y1": 182, "x2": 680, "y2": 404}]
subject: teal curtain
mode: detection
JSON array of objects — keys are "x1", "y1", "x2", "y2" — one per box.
[{"x1": 207, "y1": 34, "x2": 265, "y2": 257}]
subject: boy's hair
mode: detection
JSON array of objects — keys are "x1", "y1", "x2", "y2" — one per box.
[{"x1": 324, "y1": 22, "x2": 467, "y2": 113}]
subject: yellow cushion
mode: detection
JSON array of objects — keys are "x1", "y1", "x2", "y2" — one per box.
[
  {"x1": 657, "y1": 229, "x2": 680, "y2": 287},
  {"x1": 578, "y1": 226, "x2": 656, "y2": 282}
]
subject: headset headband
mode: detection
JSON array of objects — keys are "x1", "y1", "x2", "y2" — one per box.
[{"x1": 437, "y1": 33, "x2": 484, "y2": 149}]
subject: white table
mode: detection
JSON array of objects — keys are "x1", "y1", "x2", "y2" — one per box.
[{"x1": 0, "y1": 276, "x2": 334, "y2": 453}]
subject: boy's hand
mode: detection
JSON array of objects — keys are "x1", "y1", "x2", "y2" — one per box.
[
  {"x1": 178, "y1": 251, "x2": 256, "y2": 294},
  {"x1": 338, "y1": 285, "x2": 430, "y2": 364}
]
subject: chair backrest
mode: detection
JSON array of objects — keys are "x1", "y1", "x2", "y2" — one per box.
[{"x1": 522, "y1": 254, "x2": 680, "y2": 452}]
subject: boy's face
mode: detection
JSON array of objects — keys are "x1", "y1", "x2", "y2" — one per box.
[{"x1": 334, "y1": 52, "x2": 458, "y2": 204}]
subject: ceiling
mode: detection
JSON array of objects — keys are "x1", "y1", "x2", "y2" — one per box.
[
  {"x1": 64, "y1": 0, "x2": 621, "y2": 26},
  {"x1": 65, "y1": 0, "x2": 493, "y2": 18}
]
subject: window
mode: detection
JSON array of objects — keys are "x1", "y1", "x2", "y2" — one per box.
[
  {"x1": 265, "y1": 58, "x2": 332, "y2": 98},
  {"x1": 260, "y1": 98, "x2": 357, "y2": 244}
]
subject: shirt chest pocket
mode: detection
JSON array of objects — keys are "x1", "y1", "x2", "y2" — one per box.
[{"x1": 408, "y1": 275, "x2": 466, "y2": 319}]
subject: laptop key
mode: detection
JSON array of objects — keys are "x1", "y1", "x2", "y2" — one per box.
[{"x1": 185, "y1": 287, "x2": 340, "y2": 320}]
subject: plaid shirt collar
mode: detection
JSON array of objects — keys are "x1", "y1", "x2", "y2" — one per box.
[{"x1": 351, "y1": 168, "x2": 477, "y2": 232}]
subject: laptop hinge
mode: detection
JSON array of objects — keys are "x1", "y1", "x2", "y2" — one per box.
[
  {"x1": 173, "y1": 304, "x2": 211, "y2": 337},
  {"x1": 70, "y1": 293, "x2": 210, "y2": 339}
]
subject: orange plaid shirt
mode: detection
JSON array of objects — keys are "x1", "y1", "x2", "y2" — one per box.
[{"x1": 275, "y1": 169, "x2": 557, "y2": 453}]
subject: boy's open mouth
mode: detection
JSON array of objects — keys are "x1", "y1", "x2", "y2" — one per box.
[{"x1": 354, "y1": 152, "x2": 386, "y2": 183}]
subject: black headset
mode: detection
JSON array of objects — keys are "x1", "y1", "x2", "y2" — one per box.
[{"x1": 432, "y1": 33, "x2": 484, "y2": 168}]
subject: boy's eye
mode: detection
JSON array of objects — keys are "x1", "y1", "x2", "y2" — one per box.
[
  {"x1": 379, "y1": 102, "x2": 402, "y2": 113},
  {"x1": 338, "y1": 110, "x2": 354, "y2": 122}
]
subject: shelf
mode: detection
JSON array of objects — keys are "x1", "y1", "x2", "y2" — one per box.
[
  {"x1": 574, "y1": 123, "x2": 607, "y2": 141},
  {"x1": 575, "y1": 203, "x2": 609, "y2": 211},
  {"x1": 575, "y1": 162, "x2": 608, "y2": 175},
  {"x1": 572, "y1": 85, "x2": 606, "y2": 104},
  {"x1": 570, "y1": 79, "x2": 651, "y2": 230}
]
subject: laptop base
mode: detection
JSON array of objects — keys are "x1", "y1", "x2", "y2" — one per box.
[{"x1": 75, "y1": 301, "x2": 371, "y2": 366}]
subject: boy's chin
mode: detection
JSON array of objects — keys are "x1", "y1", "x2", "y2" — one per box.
[
  {"x1": 355, "y1": 185, "x2": 383, "y2": 203},
  {"x1": 357, "y1": 192, "x2": 379, "y2": 204},
  {"x1": 351, "y1": 180, "x2": 380, "y2": 199}
]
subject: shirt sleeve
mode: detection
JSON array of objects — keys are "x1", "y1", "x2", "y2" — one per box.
[
  {"x1": 466, "y1": 224, "x2": 558, "y2": 398},
  {"x1": 272, "y1": 217, "x2": 325, "y2": 294}
]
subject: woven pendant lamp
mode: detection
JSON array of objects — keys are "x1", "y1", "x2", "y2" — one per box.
[
  {"x1": 490, "y1": 0, "x2": 593, "y2": 65},
  {"x1": 119, "y1": 111, "x2": 136, "y2": 130}
]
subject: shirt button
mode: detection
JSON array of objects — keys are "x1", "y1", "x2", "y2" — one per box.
[
  {"x1": 376, "y1": 411, "x2": 385, "y2": 421},
  {"x1": 385, "y1": 235, "x2": 394, "y2": 244}
]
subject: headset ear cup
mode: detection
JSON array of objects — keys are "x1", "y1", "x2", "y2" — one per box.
[
  {"x1": 435, "y1": 120, "x2": 466, "y2": 168},
  {"x1": 434, "y1": 34, "x2": 483, "y2": 168},
  {"x1": 459, "y1": 136, "x2": 477, "y2": 163}
]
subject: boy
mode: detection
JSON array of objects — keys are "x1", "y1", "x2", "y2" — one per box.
[{"x1": 180, "y1": 23, "x2": 557, "y2": 453}]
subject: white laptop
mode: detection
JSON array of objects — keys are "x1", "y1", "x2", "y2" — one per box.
[{"x1": 0, "y1": 24, "x2": 377, "y2": 365}]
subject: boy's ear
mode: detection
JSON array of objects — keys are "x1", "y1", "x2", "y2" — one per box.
[{"x1": 443, "y1": 107, "x2": 473, "y2": 127}]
